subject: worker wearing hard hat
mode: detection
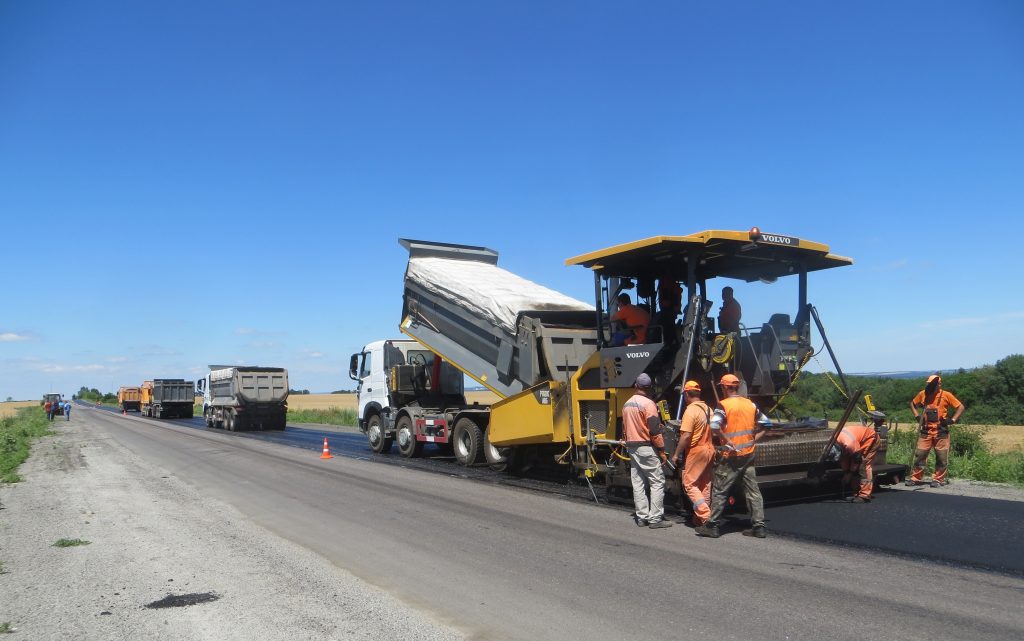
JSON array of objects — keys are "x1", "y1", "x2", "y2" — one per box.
[
  {"x1": 671, "y1": 380, "x2": 714, "y2": 526},
  {"x1": 620, "y1": 373, "x2": 673, "y2": 529},
  {"x1": 908, "y1": 374, "x2": 965, "y2": 487},
  {"x1": 835, "y1": 411, "x2": 884, "y2": 502},
  {"x1": 695, "y1": 373, "x2": 772, "y2": 539}
]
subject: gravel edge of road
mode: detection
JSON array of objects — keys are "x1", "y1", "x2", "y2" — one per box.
[{"x1": 0, "y1": 413, "x2": 466, "y2": 641}]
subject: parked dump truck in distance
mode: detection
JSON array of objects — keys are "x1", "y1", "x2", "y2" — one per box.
[
  {"x1": 118, "y1": 386, "x2": 142, "y2": 412},
  {"x1": 140, "y1": 379, "x2": 195, "y2": 419},
  {"x1": 350, "y1": 339, "x2": 494, "y2": 464},
  {"x1": 196, "y1": 366, "x2": 288, "y2": 431},
  {"x1": 41, "y1": 393, "x2": 64, "y2": 415}
]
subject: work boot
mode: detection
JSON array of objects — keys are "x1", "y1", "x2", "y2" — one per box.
[
  {"x1": 929, "y1": 480, "x2": 941, "y2": 488},
  {"x1": 694, "y1": 524, "x2": 720, "y2": 538},
  {"x1": 633, "y1": 516, "x2": 649, "y2": 527},
  {"x1": 845, "y1": 496, "x2": 869, "y2": 504},
  {"x1": 742, "y1": 526, "x2": 768, "y2": 538},
  {"x1": 648, "y1": 520, "x2": 673, "y2": 529},
  {"x1": 905, "y1": 479, "x2": 918, "y2": 487}
]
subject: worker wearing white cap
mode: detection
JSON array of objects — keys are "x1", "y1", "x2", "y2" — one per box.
[{"x1": 620, "y1": 373, "x2": 672, "y2": 529}]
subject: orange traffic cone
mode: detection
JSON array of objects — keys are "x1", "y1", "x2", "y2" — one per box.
[{"x1": 320, "y1": 437, "x2": 333, "y2": 459}]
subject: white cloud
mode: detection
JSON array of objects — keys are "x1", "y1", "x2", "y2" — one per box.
[{"x1": 0, "y1": 332, "x2": 30, "y2": 342}]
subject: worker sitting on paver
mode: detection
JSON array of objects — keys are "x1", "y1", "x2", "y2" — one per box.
[
  {"x1": 610, "y1": 293, "x2": 650, "y2": 346},
  {"x1": 717, "y1": 286, "x2": 741, "y2": 334},
  {"x1": 835, "y1": 411, "x2": 884, "y2": 502},
  {"x1": 908, "y1": 374, "x2": 965, "y2": 488},
  {"x1": 671, "y1": 380, "x2": 714, "y2": 526}
]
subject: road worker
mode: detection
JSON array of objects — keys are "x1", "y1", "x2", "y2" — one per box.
[
  {"x1": 671, "y1": 380, "x2": 714, "y2": 526},
  {"x1": 63, "y1": 400, "x2": 72, "y2": 421},
  {"x1": 908, "y1": 374, "x2": 964, "y2": 487},
  {"x1": 620, "y1": 373, "x2": 672, "y2": 529},
  {"x1": 717, "y1": 286, "x2": 741, "y2": 334},
  {"x1": 695, "y1": 373, "x2": 771, "y2": 539},
  {"x1": 836, "y1": 411, "x2": 883, "y2": 502},
  {"x1": 611, "y1": 293, "x2": 650, "y2": 346}
]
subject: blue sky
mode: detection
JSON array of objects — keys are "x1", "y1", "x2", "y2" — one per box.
[{"x1": 2, "y1": 1, "x2": 1022, "y2": 400}]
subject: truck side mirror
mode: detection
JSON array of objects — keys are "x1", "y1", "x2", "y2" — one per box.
[
  {"x1": 349, "y1": 354, "x2": 360, "y2": 381},
  {"x1": 196, "y1": 379, "x2": 205, "y2": 393}
]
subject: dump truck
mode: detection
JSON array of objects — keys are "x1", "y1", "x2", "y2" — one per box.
[
  {"x1": 140, "y1": 379, "x2": 195, "y2": 419},
  {"x1": 42, "y1": 393, "x2": 64, "y2": 415},
  {"x1": 117, "y1": 386, "x2": 142, "y2": 412},
  {"x1": 196, "y1": 366, "x2": 288, "y2": 431},
  {"x1": 380, "y1": 233, "x2": 904, "y2": 497}
]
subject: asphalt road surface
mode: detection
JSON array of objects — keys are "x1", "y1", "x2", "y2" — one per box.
[
  {"x1": 92, "y1": 402, "x2": 1024, "y2": 576},
  {"x1": 73, "y1": 405, "x2": 1023, "y2": 641}
]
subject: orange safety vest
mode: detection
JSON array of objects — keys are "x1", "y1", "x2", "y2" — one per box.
[
  {"x1": 837, "y1": 423, "x2": 876, "y2": 456},
  {"x1": 912, "y1": 389, "x2": 962, "y2": 435},
  {"x1": 719, "y1": 396, "x2": 757, "y2": 457}
]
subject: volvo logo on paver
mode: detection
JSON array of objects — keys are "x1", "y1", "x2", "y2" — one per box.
[
  {"x1": 625, "y1": 352, "x2": 650, "y2": 359},
  {"x1": 760, "y1": 233, "x2": 798, "y2": 246}
]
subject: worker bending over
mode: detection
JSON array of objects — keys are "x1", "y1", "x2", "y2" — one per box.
[
  {"x1": 696, "y1": 374, "x2": 770, "y2": 539},
  {"x1": 671, "y1": 380, "x2": 714, "y2": 526},
  {"x1": 836, "y1": 411, "x2": 884, "y2": 502},
  {"x1": 908, "y1": 374, "x2": 964, "y2": 488},
  {"x1": 621, "y1": 373, "x2": 672, "y2": 529}
]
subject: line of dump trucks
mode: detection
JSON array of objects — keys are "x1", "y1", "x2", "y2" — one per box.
[{"x1": 350, "y1": 230, "x2": 905, "y2": 500}]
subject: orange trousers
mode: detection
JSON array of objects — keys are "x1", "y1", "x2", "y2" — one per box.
[
  {"x1": 682, "y1": 444, "x2": 714, "y2": 525},
  {"x1": 911, "y1": 433, "x2": 950, "y2": 483},
  {"x1": 840, "y1": 435, "x2": 879, "y2": 499}
]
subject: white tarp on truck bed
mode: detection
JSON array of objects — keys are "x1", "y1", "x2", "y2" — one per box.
[{"x1": 406, "y1": 257, "x2": 593, "y2": 335}]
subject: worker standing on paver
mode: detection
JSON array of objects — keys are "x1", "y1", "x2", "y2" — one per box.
[
  {"x1": 620, "y1": 373, "x2": 672, "y2": 529},
  {"x1": 836, "y1": 411, "x2": 883, "y2": 502},
  {"x1": 696, "y1": 374, "x2": 770, "y2": 539},
  {"x1": 671, "y1": 380, "x2": 714, "y2": 526},
  {"x1": 717, "y1": 286, "x2": 741, "y2": 334},
  {"x1": 908, "y1": 374, "x2": 965, "y2": 488}
]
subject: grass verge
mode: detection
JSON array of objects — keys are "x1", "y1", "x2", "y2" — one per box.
[
  {"x1": 0, "y1": 408, "x2": 52, "y2": 483},
  {"x1": 887, "y1": 424, "x2": 1024, "y2": 486},
  {"x1": 287, "y1": 407, "x2": 357, "y2": 427},
  {"x1": 0, "y1": 622, "x2": 11, "y2": 633},
  {"x1": 53, "y1": 538, "x2": 90, "y2": 548}
]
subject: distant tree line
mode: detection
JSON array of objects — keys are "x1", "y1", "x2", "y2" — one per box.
[
  {"x1": 781, "y1": 354, "x2": 1024, "y2": 425},
  {"x1": 75, "y1": 386, "x2": 117, "y2": 404}
]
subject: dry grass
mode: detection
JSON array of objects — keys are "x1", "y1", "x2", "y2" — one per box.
[
  {"x1": 286, "y1": 391, "x2": 501, "y2": 411},
  {"x1": 0, "y1": 401, "x2": 39, "y2": 418},
  {"x1": 978, "y1": 425, "x2": 1024, "y2": 454}
]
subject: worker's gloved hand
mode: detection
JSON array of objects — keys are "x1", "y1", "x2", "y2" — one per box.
[
  {"x1": 673, "y1": 454, "x2": 683, "y2": 468},
  {"x1": 826, "y1": 444, "x2": 841, "y2": 462}
]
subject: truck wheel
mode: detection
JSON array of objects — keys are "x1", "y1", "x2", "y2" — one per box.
[
  {"x1": 233, "y1": 413, "x2": 248, "y2": 431},
  {"x1": 205, "y1": 409, "x2": 214, "y2": 428},
  {"x1": 483, "y1": 425, "x2": 510, "y2": 471},
  {"x1": 396, "y1": 416, "x2": 423, "y2": 458},
  {"x1": 226, "y1": 412, "x2": 236, "y2": 431},
  {"x1": 452, "y1": 417, "x2": 483, "y2": 466},
  {"x1": 366, "y1": 415, "x2": 392, "y2": 454}
]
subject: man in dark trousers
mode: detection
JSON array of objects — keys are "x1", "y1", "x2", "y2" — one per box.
[{"x1": 696, "y1": 374, "x2": 771, "y2": 539}]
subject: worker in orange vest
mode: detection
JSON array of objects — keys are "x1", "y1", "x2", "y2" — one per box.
[
  {"x1": 671, "y1": 380, "x2": 714, "y2": 526},
  {"x1": 695, "y1": 374, "x2": 771, "y2": 539},
  {"x1": 611, "y1": 293, "x2": 650, "y2": 346},
  {"x1": 908, "y1": 374, "x2": 964, "y2": 487},
  {"x1": 836, "y1": 411, "x2": 884, "y2": 502},
  {"x1": 620, "y1": 373, "x2": 673, "y2": 529}
]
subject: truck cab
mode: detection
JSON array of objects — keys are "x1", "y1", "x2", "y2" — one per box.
[{"x1": 350, "y1": 339, "x2": 469, "y2": 457}]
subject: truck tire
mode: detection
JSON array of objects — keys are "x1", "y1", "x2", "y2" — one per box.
[
  {"x1": 204, "y1": 409, "x2": 213, "y2": 428},
  {"x1": 366, "y1": 414, "x2": 392, "y2": 454},
  {"x1": 233, "y1": 413, "x2": 248, "y2": 431},
  {"x1": 483, "y1": 425, "x2": 510, "y2": 471},
  {"x1": 396, "y1": 415, "x2": 423, "y2": 458},
  {"x1": 452, "y1": 417, "x2": 483, "y2": 466},
  {"x1": 226, "y1": 412, "x2": 236, "y2": 431}
]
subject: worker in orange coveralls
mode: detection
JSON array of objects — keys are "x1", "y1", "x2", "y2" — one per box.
[
  {"x1": 611, "y1": 293, "x2": 650, "y2": 346},
  {"x1": 908, "y1": 374, "x2": 964, "y2": 488},
  {"x1": 836, "y1": 411, "x2": 884, "y2": 503},
  {"x1": 671, "y1": 380, "x2": 714, "y2": 525}
]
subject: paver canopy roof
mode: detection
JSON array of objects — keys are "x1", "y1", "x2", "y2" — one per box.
[{"x1": 565, "y1": 230, "x2": 852, "y2": 282}]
